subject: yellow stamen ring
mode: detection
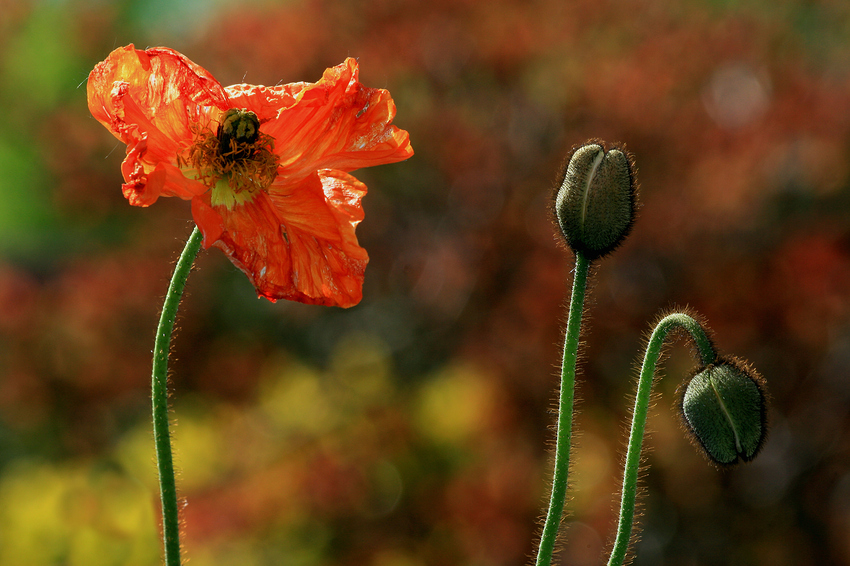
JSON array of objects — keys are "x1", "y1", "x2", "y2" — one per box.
[{"x1": 181, "y1": 109, "x2": 279, "y2": 210}]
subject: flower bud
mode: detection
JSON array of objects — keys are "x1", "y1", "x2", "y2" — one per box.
[
  {"x1": 680, "y1": 358, "x2": 767, "y2": 465},
  {"x1": 554, "y1": 141, "x2": 637, "y2": 260}
]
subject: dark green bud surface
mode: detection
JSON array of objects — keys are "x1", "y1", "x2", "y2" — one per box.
[
  {"x1": 681, "y1": 358, "x2": 767, "y2": 465},
  {"x1": 554, "y1": 141, "x2": 637, "y2": 260}
]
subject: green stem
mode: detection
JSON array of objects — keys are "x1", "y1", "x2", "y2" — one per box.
[
  {"x1": 607, "y1": 312, "x2": 716, "y2": 566},
  {"x1": 535, "y1": 251, "x2": 590, "y2": 566},
  {"x1": 152, "y1": 225, "x2": 203, "y2": 566}
]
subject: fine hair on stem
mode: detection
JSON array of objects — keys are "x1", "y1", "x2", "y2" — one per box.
[{"x1": 605, "y1": 308, "x2": 717, "y2": 566}]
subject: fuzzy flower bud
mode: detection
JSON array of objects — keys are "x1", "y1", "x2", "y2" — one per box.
[
  {"x1": 554, "y1": 141, "x2": 637, "y2": 260},
  {"x1": 680, "y1": 358, "x2": 768, "y2": 465}
]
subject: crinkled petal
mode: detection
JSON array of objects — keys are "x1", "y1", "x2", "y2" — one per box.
[
  {"x1": 88, "y1": 44, "x2": 229, "y2": 145},
  {"x1": 191, "y1": 197, "x2": 225, "y2": 247},
  {"x1": 87, "y1": 44, "x2": 229, "y2": 205},
  {"x1": 191, "y1": 170, "x2": 370, "y2": 307},
  {"x1": 223, "y1": 82, "x2": 308, "y2": 123},
  {"x1": 252, "y1": 58, "x2": 413, "y2": 183},
  {"x1": 122, "y1": 142, "x2": 209, "y2": 206}
]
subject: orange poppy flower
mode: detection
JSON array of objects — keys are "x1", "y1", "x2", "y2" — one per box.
[{"x1": 88, "y1": 45, "x2": 413, "y2": 307}]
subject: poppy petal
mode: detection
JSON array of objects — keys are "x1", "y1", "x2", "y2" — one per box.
[
  {"x1": 122, "y1": 141, "x2": 209, "y2": 206},
  {"x1": 194, "y1": 170, "x2": 370, "y2": 307},
  {"x1": 87, "y1": 44, "x2": 229, "y2": 205},
  {"x1": 257, "y1": 58, "x2": 413, "y2": 182},
  {"x1": 223, "y1": 82, "x2": 307, "y2": 123},
  {"x1": 191, "y1": 196, "x2": 225, "y2": 248}
]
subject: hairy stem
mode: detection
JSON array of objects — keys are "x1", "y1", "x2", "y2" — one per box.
[
  {"x1": 152, "y1": 226, "x2": 203, "y2": 566},
  {"x1": 535, "y1": 251, "x2": 590, "y2": 566},
  {"x1": 607, "y1": 312, "x2": 716, "y2": 566}
]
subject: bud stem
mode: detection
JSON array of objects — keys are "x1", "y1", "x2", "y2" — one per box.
[
  {"x1": 607, "y1": 313, "x2": 716, "y2": 566},
  {"x1": 152, "y1": 225, "x2": 203, "y2": 566},
  {"x1": 535, "y1": 251, "x2": 590, "y2": 566}
]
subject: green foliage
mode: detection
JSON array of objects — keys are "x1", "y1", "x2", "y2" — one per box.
[{"x1": 0, "y1": 140, "x2": 53, "y2": 252}]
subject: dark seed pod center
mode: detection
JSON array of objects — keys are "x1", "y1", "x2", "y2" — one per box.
[{"x1": 218, "y1": 108, "x2": 261, "y2": 162}]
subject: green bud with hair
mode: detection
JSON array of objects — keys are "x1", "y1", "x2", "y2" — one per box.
[
  {"x1": 554, "y1": 141, "x2": 637, "y2": 260},
  {"x1": 680, "y1": 358, "x2": 768, "y2": 466}
]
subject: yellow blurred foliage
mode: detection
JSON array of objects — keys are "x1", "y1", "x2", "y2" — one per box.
[
  {"x1": 414, "y1": 363, "x2": 496, "y2": 447},
  {"x1": 258, "y1": 358, "x2": 339, "y2": 437},
  {"x1": 0, "y1": 460, "x2": 159, "y2": 565}
]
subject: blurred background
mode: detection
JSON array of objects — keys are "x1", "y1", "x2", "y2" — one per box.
[{"x1": 2, "y1": 0, "x2": 850, "y2": 564}]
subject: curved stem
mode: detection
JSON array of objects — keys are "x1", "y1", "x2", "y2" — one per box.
[
  {"x1": 607, "y1": 312, "x2": 716, "y2": 566},
  {"x1": 152, "y1": 226, "x2": 203, "y2": 566},
  {"x1": 535, "y1": 251, "x2": 590, "y2": 566}
]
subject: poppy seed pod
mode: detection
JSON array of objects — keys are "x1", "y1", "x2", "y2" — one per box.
[
  {"x1": 554, "y1": 141, "x2": 637, "y2": 260},
  {"x1": 680, "y1": 358, "x2": 768, "y2": 466},
  {"x1": 218, "y1": 108, "x2": 261, "y2": 159}
]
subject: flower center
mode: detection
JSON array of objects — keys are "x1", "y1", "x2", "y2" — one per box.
[{"x1": 183, "y1": 109, "x2": 279, "y2": 209}]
